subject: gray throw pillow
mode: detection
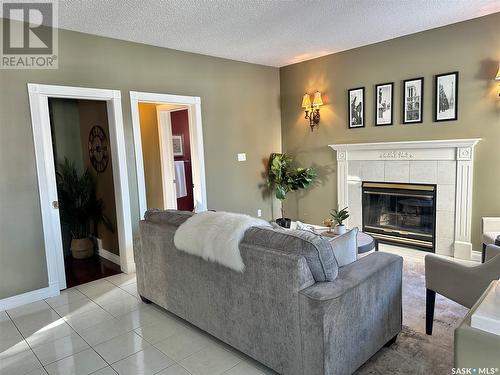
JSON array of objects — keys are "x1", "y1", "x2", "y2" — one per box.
[
  {"x1": 329, "y1": 228, "x2": 358, "y2": 267},
  {"x1": 243, "y1": 227, "x2": 339, "y2": 282}
]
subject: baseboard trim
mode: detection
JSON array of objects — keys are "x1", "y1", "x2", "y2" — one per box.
[
  {"x1": 93, "y1": 237, "x2": 134, "y2": 273},
  {"x1": 124, "y1": 261, "x2": 136, "y2": 274},
  {"x1": 471, "y1": 250, "x2": 482, "y2": 263},
  {"x1": 454, "y1": 240, "x2": 473, "y2": 260},
  {"x1": 0, "y1": 282, "x2": 59, "y2": 311},
  {"x1": 98, "y1": 248, "x2": 121, "y2": 266}
]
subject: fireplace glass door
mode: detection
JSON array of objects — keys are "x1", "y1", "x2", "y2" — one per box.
[{"x1": 362, "y1": 182, "x2": 436, "y2": 251}]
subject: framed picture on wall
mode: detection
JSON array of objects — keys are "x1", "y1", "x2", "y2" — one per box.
[
  {"x1": 348, "y1": 87, "x2": 365, "y2": 128},
  {"x1": 434, "y1": 71, "x2": 458, "y2": 122},
  {"x1": 172, "y1": 135, "x2": 184, "y2": 157},
  {"x1": 402, "y1": 77, "x2": 424, "y2": 124},
  {"x1": 375, "y1": 82, "x2": 393, "y2": 126}
]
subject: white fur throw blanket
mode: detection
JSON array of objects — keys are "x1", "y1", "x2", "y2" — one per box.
[{"x1": 174, "y1": 211, "x2": 271, "y2": 272}]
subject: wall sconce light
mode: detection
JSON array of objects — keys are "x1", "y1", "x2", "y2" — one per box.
[
  {"x1": 302, "y1": 91, "x2": 323, "y2": 131},
  {"x1": 495, "y1": 64, "x2": 500, "y2": 97}
]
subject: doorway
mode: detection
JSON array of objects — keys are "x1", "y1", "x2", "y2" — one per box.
[
  {"x1": 28, "y1": 84, "x2": 134, "y2": 295},
  {"x1": 48, "y1": 98, "x2": 122, "y2": 287},
  {"x1": 170, "y1": 110, "x2": 195, "y2": 211},
  {"x1": 130, "y1": 92, "x2": 207, "y2": 218}
]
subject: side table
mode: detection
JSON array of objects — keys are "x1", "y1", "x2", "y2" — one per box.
[{"x1": 454, "y1": 281, "x2": 500, "y2": 368}]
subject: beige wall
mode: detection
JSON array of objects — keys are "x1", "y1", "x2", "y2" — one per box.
[
  {"x1": 49, "y1": 99, "x2": 84, "y2": 172},
  {"x1": 138, "y1": 103, "x2": 164, "y2": 210},
  {"x1": 279, "y1": 13, "x2": 500, "y2": 250},
  {"x1": 0, "y1": 21, "x2": 281, "y2": 299}
]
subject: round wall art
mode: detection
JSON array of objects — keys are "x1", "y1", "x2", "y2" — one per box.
[{"x1": 88, "y1": 125, "x2": 109, "y2": 173}]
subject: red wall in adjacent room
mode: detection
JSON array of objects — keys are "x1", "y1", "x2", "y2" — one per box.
[{"x1": 170, "y1": 110, "x2": 194, "y2": 211}]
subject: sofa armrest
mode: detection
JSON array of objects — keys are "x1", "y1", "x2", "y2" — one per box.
[
  {"x1": 485, "y1": 244, "x2": 500, "y2": 262},
  {"x1": 299, "y1": 252, "x2": 402, "y2": 301},
  {"x1": 481, "y1": 217, "x2": 500, "y2": 234},
  {"x1": 425, "y1": 254, "x2": 500, "y2": 308},
  {"x1": 298, "y1": 252, "x2": 403, "y2": 375}
]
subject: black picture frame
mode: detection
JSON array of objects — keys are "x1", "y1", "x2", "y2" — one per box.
[
  {"x1": 375, "y1": 82, "x2": 394, "y2": 126},
  {"x1": 434, "y1": 71, "x2": 458, "y2": 122},
  {"x1": 348, "y1": 87, "x2": 365, "y2": 128},
  {"x1": 402, "y1": 77, "x2": 424, "y2": 124}
]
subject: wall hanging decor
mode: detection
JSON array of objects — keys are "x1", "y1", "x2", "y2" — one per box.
[
  {"x1": 375, "y1": 82, "x2": 394, "y2": 126},
  {"x1": 495, "y1": 64, "x2": 500, "y2": 97},
  {"x1": 88, "y1": 125, "x2": 109, "y2": 173},
  {"x1": 348, "y1": 87, "x2": 365, "y2": 128},
  {"x1": 172, "y1": 134, "x2": 184, "y2": 157},
  {"x1": 402, "y1": 77, "x2": 424, "y2": 124},
  {"x1": 434, "y1": 71, "x2": 458, "y2": 122}
]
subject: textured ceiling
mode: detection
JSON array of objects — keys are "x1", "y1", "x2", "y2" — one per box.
[{"x1": 51, "y1": 1, "x2": 500, "y2": 67}]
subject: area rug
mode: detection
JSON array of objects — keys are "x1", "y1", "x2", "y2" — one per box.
[{"x1": 354, "y1": 247, "x2": 468, "y2": 375}]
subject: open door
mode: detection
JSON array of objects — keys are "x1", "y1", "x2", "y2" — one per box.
[{"x1": 157, "y1": 109, "x2": 178, "y2": 209}]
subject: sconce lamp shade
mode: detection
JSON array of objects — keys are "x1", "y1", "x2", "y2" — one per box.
[
  {"x1": 302, "y1": 91, "x2": 322, "y2": 131},
  {"x1": 495, "y1": 65, "x2": 500, "y2": 80},
  {"x1": 302, "y1": 93, "x2": 311, "y2": 108},
  {"x1": 312, "y1": 91, "x2": 323, "y2": 106}
]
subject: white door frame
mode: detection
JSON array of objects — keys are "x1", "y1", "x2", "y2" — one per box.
[
  {"x1": 27, "y1": 84, "x2": 135, "y2": 295},
  {"x1": 130, "y1": 91, "x2": 207, "y2": 218}
]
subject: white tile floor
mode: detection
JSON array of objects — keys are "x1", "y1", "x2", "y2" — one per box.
[
  {"x1": 2, "y1": 246, "x2": 476, "y2": 375},
  {"x1": 0, "y1": 273, "x2": 275, "y2": 375}
]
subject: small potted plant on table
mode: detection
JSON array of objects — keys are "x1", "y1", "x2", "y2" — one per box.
[
  {"x1": 331, "y1": 207, "x2": 349, "y2": 235},
  {"x1": 267, "y1": 153, "x2": 316, "y2": 228}
]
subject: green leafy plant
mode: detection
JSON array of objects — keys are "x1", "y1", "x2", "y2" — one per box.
[
  {"x1": 331, "y1": 207, "x2": 349, "y2": 226},
  {"x1": 56, "y1": 158, "x2": 114, "y2": 239},
  {"x1": 267, "y1": 153, "x2": 316, "y2": 220}
]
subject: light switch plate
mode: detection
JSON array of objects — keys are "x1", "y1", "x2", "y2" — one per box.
[{"x1": 237, "y1": 153, "x2": 246, "y2": 162}]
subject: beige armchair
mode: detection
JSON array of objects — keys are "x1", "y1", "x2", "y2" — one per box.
[
  {"x1": 425, "y1": 244, "x2": 500, "y2": 335},
  {"x1": 481, "y1": 217, "x2": 500, "y2": 262}
]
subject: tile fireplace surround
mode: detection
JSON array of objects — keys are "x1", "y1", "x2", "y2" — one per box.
[{"x1": 329, "y1": 139, "x2": 481, "y2": 259}]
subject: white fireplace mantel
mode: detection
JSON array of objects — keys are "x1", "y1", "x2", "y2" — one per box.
[{"x1": 329, "y1": 139, "x2": 481, "y2": 259}]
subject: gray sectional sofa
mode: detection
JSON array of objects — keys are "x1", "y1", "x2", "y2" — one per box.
[{"x1": 136, "y1": 210, "x2": 403, "y2": 375}]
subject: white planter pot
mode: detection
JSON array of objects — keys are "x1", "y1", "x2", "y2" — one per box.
[{"x1": 333, "y1": 224, "x2": 346, "y2": 235}]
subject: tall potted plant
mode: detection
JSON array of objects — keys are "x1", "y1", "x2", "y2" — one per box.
[
  {"x1": 56, "y1": 159, "x2": 113, "y2": 259},
  {"x1": 267, "y1": 153, "x2": 316, "y2": 228}
]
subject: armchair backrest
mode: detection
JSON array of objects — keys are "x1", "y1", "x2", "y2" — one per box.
[
  {"x1": 481, "y1": 217, "x2": 500, "y2": 234},
  {"x1": 484, "y1": 244, "x2": 500, "y2": 262}
]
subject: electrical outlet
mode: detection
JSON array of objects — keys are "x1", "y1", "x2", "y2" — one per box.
[
  {"x1": 257, "y1": 209, "x2": 262, "y2": 217},
  {"x1": 237, "y1": 153, "x2": 246, "y2": 162}
]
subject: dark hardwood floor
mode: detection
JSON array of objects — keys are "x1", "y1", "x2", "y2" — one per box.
[{"x1": 64, "y1": 255, "x2": 122, "y2": 288}]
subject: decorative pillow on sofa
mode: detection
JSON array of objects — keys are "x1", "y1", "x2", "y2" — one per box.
[
  {"x1": 243, "y1": 227, "x2": 339, "y2": 282},
  {"x1": 329, "y1": 228, "x2": 359, "y2": 267}
]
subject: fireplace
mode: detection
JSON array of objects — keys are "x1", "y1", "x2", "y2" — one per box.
[
  {"x1": 330, "y1": 139, "x2": 480, "y2": 259},
  {"x1": 362, "y1": 182, "x2": 436, "y2": 251}
]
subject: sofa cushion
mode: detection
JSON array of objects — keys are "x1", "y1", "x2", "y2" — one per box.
[
  {"x1": 243, "y1": 227, "x2": 339, "y2": 282},
  {"x1": 144, "y1": 209, "x2": 194, "y2": 226},
  {"x1": 329, "y1": 228, "x2": 358, "y2": 267}
]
